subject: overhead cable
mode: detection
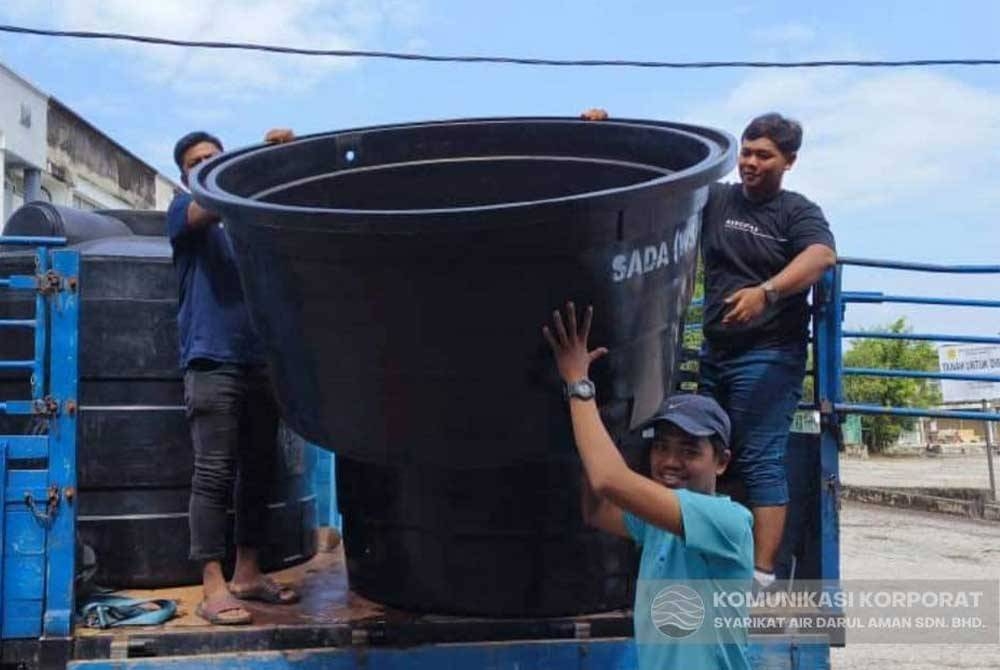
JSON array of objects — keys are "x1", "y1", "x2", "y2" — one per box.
[{"x1": 1, "y1": 24, "x2": 998, "y2": 69}]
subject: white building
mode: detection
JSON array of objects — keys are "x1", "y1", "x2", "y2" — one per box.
[{"x1": 1, "y1": 61, "x2": 178, "y2": 227}]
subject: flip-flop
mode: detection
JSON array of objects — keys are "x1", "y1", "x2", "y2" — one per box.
[
  {"x1": 230, "y1": 577, "x2": 300, "y2": 605},
  {"x1": 195, "y1": 593, "x2": 253, "y2": 625}
]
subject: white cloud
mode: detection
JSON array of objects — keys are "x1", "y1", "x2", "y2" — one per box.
[
  {"x1": 1, "y1": 0, "x2": 425, "y2": 99},
  {"x1": 683, "y1": 68, "x2": 1000, "y2": 211},
  {"x1": 684, "y1": 68, "x2": 1000, "y2": 335}
]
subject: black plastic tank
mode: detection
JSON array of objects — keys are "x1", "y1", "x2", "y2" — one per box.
[
  {"x1": 0, "y1": 206, "x2": 317, "y2": 587},
  {"x1": 190, "y1": 117, "x2": 735, "y2": 468},
  {"x1": 189, "y1": 117, "x2": 734, "y2": 616}
]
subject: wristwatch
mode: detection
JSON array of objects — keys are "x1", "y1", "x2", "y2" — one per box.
[
  {"x1": 565, "y1": 378, "x2": 596, "y2": 401},
  {"x1": 760, "y1": 280, "x2": 781, "y2": 305}
]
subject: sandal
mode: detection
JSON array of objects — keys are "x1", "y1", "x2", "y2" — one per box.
[
  {"x1": 195, "y1": 593, "x2": 253, "y2": 625},
  {"x1": 230, "y1": 577, "x2": 300, "y2": 605}
]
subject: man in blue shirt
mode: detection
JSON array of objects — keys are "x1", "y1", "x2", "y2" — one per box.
[
  {"x1": 544, "y1": 303, "x2": 753, "y2": 669},
  {"x1": 168, "y1": 128, "x2": 298, "y2": 625}
]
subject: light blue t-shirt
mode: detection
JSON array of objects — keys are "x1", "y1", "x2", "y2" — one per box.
[{"x1": 624, "y1": 488, "x2": 754, "y2": 670}]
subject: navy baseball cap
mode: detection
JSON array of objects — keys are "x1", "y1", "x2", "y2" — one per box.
[{"x1": 643, "y1": 394, "x2": 731, "y2": 448}]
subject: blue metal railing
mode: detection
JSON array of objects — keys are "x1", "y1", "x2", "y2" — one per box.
[
  {"x1": 0, "y1": 236, "x2": 68, "y2": 247},
  {"x1": 842, "y1": 291, "x2": 1000, "y2": 309},
  {"x1": 836, "y1": 257, "x2": 1000, "y2": 274},
  {"x1": 831, "y1": 256, "x2": 1000, "y2": 423},
  {"x1": 842, "y1": 330, "x2": 1000, "y2": 346},
  {"x1": 843, "y1": 367, "x2": 1000, "y2": 384},
  {"x1": 0, "y1": 235, "x2": 79, "y2": 639},
  {"x1": 815, "y1": 256, "x2": 999, "y2": 526}
]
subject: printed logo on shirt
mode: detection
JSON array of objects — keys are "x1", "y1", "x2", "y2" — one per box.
[{"x1": 724, "y1": 218, "x2": 787, "y2": 243}]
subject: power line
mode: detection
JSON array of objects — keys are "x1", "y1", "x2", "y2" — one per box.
[{"x1": 1, "y1": 24, "x2": 998, "y2": 69}]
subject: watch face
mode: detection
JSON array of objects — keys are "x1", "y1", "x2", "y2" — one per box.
[{"x1": 575, "y1": 382, "x2": 594, "y2": 398}]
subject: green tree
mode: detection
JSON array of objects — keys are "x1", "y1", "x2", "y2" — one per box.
[
  {"x1": 682, "y1": 263, "x2": 705, "y2": 345},
  {"x1": 841, "y1": 318, "x2": 942, "y2": 452},
  {"x1": 678, "y1": 261, "x2": 705, "y2": 391}
]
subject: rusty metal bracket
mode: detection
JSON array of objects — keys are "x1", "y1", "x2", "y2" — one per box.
[
  {"x1": 24, "y1": 485, "x2": 61, "y2": 527},
  {"x1": 32, "y1": 396, "x2": 61, "y2": 417},
  {"x1": 824, "y1": 474, "x2": 842, "y2": 512},
  {"x1": 37, "y1": 269, "x2": 62, "y2": 295}
]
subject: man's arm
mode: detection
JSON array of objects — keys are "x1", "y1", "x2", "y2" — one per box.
[
  {"x1": 767, "y1": 243, "x2": 836, "y2": 295},
  {"x1": 580, "y1": 472, "x2": 630, "y2": 539},
  {"x1": 184, "y1": 200, "x2": 221, "y2": 231},
  {"x1": 544, "y1": 303, "x2": 687, "y2": 538},
  {"x1": 566, "y1": 390, "x2": 685, "y2": 536},
  {"x1": 722, "y1": 243, "x2": 836, "y2": 325},
  {"x1": 167, "y1": 192, "x2": 215, "y2": 241}
]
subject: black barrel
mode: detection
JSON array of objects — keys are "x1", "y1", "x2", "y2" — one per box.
[
  {"x1": 0, "y1": 207, "x2": 317, "y2": 587},
  {"x1": 190, "y1": 117, "x2": 735, "y2": 468},
  {"x1": 4, "y1": 201, "x2": 132, "y2": 245},
  {"x1": 96, "y1": 209, "x2": 173, "y2": 237},
  {"x1": 189, "y1": 117, "x2": 734, "y2": 616}
]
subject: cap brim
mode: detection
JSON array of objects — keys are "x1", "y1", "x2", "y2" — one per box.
[{"x1": 645, "y1": 413, "x2": 727, "y2": 447}]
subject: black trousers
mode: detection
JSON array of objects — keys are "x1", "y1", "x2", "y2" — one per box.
[{"x1": 183, "y1": 362, "x2": 279, "y2": 562}]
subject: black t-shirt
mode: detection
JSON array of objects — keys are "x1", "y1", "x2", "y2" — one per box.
[{"x1": 701, "y1": 183, "x2": 835, "y2": 352}]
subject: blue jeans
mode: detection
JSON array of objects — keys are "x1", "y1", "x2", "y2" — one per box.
[{"x1": 698, "y1": 344, "x2": 806, "y2": 507}]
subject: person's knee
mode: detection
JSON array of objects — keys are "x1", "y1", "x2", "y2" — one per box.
[
  {"x1": 191, "y1": 460, "x2": 237, "y2": 500},
  {"x1": 742, "y1": 471, "x2": 789, "y2": 507}
]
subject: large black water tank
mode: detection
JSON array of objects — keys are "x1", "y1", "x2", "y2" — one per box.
[
  {"x1": 189, "y1": 117, "x2": 734, "y2": 616},
  {"x1": 0, "y1": 206, "x2": 317, "y2": 587},
  {"x1": 190, "y1": 117, "x2": 735, "y2": 468}
]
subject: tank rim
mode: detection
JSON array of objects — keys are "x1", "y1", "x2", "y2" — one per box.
[{"x1": 190, "y1": 116, "x2": 736, "y2": 222}]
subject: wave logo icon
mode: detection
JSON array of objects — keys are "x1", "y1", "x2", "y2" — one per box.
[{"x1": 650, "y1": 584, "x2": 705, "y2": 639}]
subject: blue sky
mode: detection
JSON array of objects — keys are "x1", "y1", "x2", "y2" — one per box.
[{"x1": 1, "y1": 0, "x2": 998, "y2": 337}]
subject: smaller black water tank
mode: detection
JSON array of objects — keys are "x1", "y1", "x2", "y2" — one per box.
[
  {"x1": 336, "y1": 432, "x2": 647, "y2": 617},
  {"x1": 0, "y1": 205, "x2": 318, "y2": 587},
  {"x1": 4, "y1": 201, "x2": 131, "y2": 244}
]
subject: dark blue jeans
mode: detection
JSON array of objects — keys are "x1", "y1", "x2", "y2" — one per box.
[
  {"x1": 698, "y1": 344, "x2": 806, "y2": 507},
  {"x1": 184, "y1": 362, "x2": 279, "y2": 562}
]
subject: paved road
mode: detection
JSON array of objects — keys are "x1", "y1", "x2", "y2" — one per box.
[
  {"x1": 830, "y1": 500, "x2": 1000, "y2": 669},
  {"x1": 841, "y1": 453, "x2": 998, "y2": 491}
]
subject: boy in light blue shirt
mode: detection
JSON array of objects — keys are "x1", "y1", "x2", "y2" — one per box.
[{"x1": 544, "y1": 303, "x2": 753, "y2": 670}]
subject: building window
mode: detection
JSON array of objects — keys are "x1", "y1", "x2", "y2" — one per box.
[
  {"x1": 20, "y1": 103, "x2": 32, "y2": 128},
  {"x1": 72, "y1": 193, "x2": 99, "y2": 211}
]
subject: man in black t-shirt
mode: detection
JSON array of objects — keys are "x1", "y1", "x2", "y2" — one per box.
[
  {"x1": 698, "y1": 113, "x2": 836, "y2": 588},
  {"x1": 580, "y1": 109, "x2": 836, "y2": 588}
]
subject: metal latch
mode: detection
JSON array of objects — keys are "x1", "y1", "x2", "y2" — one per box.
[
  {"x1": 33, "y1": 396, "x2": 60, "y2": 417},
  {"x1": 24, "y1": 485, "x2": 61, "y2": 527},
  {"x1": 825, "y1": 474, "x2": 842, "y2": 511},
  {"x1": 37, "y1": 270, "x2": 62, "y2": 295}
]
